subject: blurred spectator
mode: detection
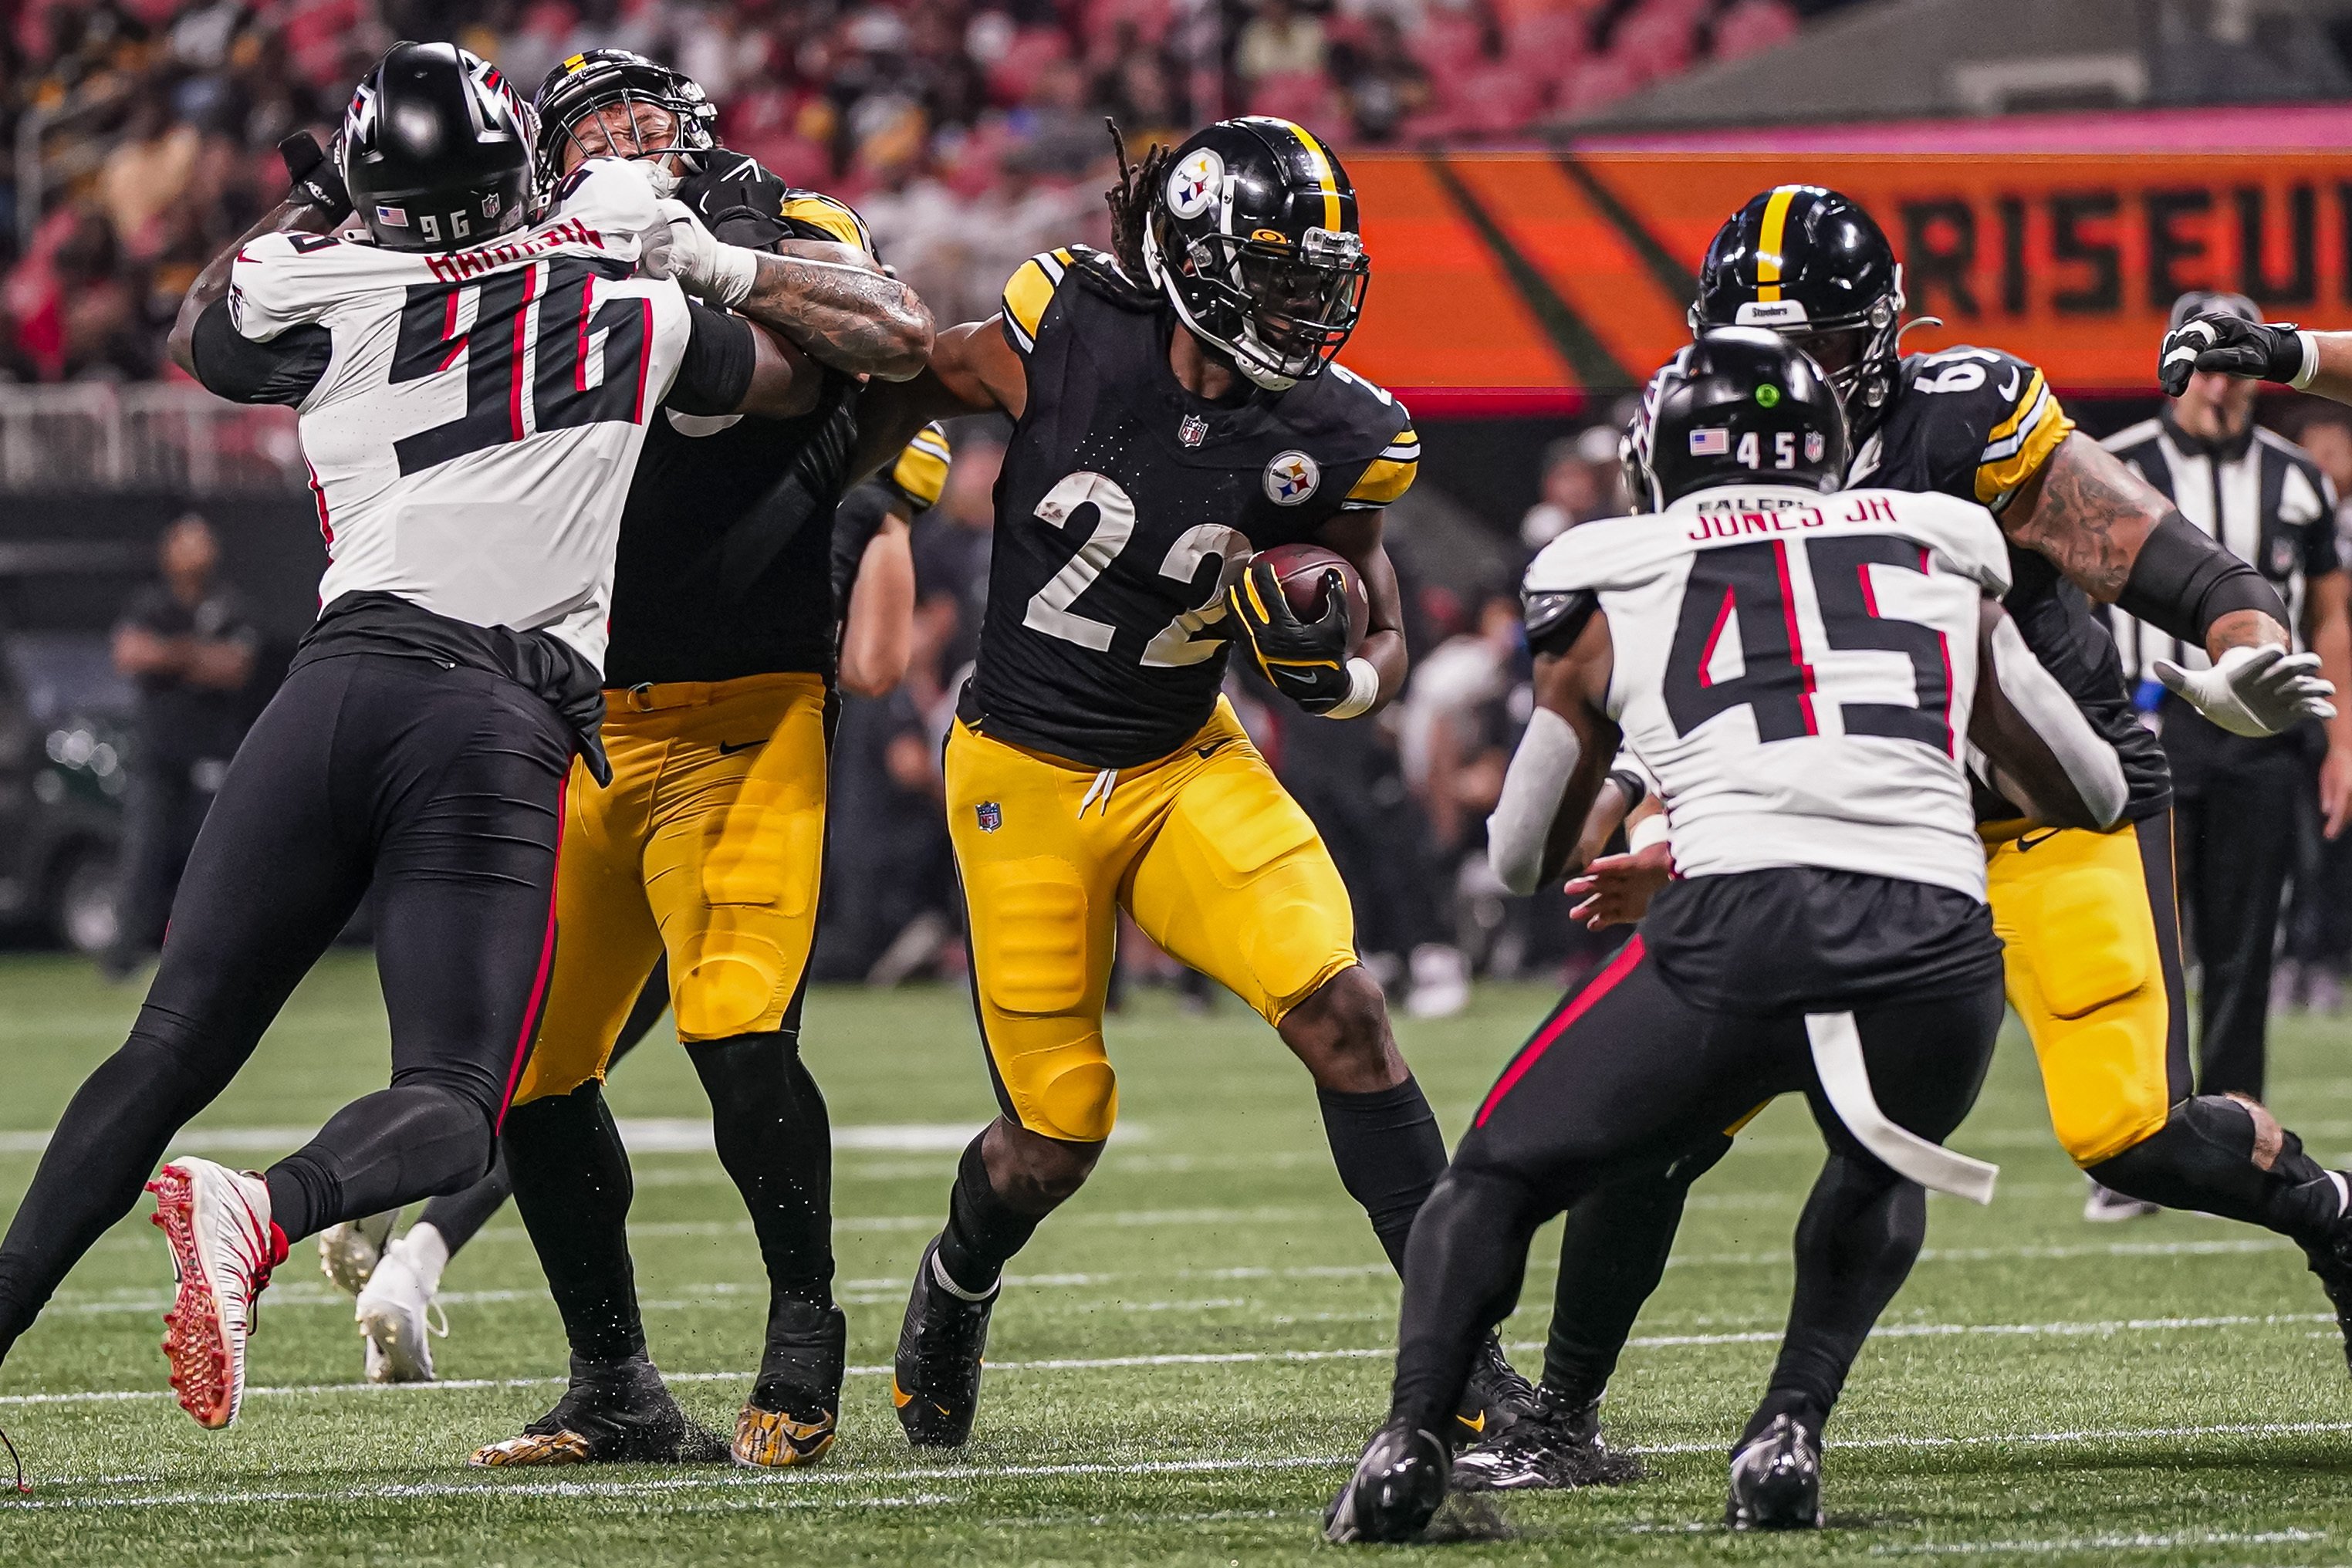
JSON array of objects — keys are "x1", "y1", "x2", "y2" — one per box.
[
  {"x1": 2283, "y1": 403, "x2": 2352, "y2": 1012},
  {"x1": 105, "y1": 513, "x2": 257, "y2": 978},
  {"x1": 1519, "y1": 424, "x2": 1626, "y2": 551},
  {"x1": 1236, "y1": 0, "x2": 1328, "y2": 83},
  {"x1": 1329, "y1": 15, "x2": 1431, "y2": 143},
  {"x1": 914, "y1": 434, "x2": 1003, "y2": 677}
]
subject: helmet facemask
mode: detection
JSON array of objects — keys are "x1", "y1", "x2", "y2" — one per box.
[
  {"x1": 1147, "y1": 217, "x2": 1367, "y2": 391},
  {"x1": 533, "y1": 56, "x2": 717, "y2": 207}
]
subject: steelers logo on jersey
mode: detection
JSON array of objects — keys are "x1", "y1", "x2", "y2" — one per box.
[
  {"x1": 1168, "y1": 149, "x2": 1223, "y2": 220},
  {"x1": 1265, "y1": 450, "x2": 1320, "y2": 505}
]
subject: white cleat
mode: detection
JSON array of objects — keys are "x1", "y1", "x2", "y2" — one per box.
[
  {"x1": 2083, "y1": 1176, "x2": 2161, "y2": 1223},
  {"x1": 357, "y1": 1234, "x2": 447, "y2": 1384},
  {"x1": 146, "y1": 1157, "x2": 282, "y2": 1429},
  {"x1": 317, "y1": 1210, "x2": 400, "y2": 1296}
]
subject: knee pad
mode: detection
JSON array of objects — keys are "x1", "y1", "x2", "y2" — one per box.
[
  {"x1": 674, "y1": 931, "x2": 786, "y2": 1040},
  {"x1": 1032, "y1": 1055, "x2": 1118, "y2": 1144}
]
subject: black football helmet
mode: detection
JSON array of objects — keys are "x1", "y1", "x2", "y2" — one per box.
[
  {"x1": 1624, "y1": 328, "x2": 1847, "y2": 511},
  {"x1": 340, "y1": 42, "x2": 535, "y2": 253},
  {"x1": 1143, "y1": 117, "x2": 1370, "y2": 390},
  {"x1": 1692, "y1": 186, "x2": 1906, "y2": 440},
  {"x1": 532, "y1": 49, "x2": 718, "y2": 203}
]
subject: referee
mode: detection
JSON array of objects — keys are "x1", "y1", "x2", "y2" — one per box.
[{"x1": 2107, "y1": 290, "x2": 2352, "y2": 1110}]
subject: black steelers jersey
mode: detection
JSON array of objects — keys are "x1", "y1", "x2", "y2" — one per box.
[
  {"x1": 1850, "y1": 344, "x2": 2170, "y2": 821},
  {"x1": 602, "y1": 152, "x2": 876, "y2": 689},
  {"x1": 960, "y1": 246, "x2": 1416, "y2": 769}
]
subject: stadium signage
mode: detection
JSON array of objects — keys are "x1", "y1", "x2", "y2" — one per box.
[{"x1": 1348, "y1": 153, "x2": 2352, "y2": 402}]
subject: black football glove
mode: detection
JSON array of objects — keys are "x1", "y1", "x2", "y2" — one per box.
[
  {"x1": 279, "y1": 131, "x2": 352, "y2": 225},
  {"x1": 2158, "y1": 310, "x2": 2304, "y2": 397},
  {"x1": 1227, "y1": 560, "x2": 1353, "y2": 715}
]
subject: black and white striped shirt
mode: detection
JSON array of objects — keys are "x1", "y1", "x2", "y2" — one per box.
[{"x1": 2102, "y1": 413, "x2": 2341, "y2": 683}]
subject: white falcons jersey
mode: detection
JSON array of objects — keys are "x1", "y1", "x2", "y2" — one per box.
[
  {"x1": 227, "y1": 159, "x2": 691, "y2": 672},
  {"x1": 1526, "y1": 483, "x2": 2012, "y2": 901}
]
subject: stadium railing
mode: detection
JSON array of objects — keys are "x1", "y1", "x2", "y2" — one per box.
[{"x1": 0, "y1": 385, "x2": 302, "y2": 494}]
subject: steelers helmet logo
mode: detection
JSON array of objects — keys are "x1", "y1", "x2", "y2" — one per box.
[
  {"x1": 1265, "y1": 450, "x2": 1320, "y2": 505},
  {"x1": 1167, "y1": 148, "x2": 1223, "y2": 221}
]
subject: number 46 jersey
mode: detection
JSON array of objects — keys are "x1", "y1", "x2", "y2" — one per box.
[
  {"x1": 1524, "y1": 482, "x2": 2012, "y2": 901},
  {"x1": 959, "y1": 246, "x2": 1418, "y2": 770}
]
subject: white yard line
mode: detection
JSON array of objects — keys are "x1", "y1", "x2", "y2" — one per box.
[
  {"x1": 1870, "y1": 1529, "x2": 2328, "y2": 1556},
  {"x1": 2, "y1": 1313, "x2": 2333, "y2": 1408},
  {"x1": 0, "y1": 1121, "x2": 1147, "y2": 1158}
]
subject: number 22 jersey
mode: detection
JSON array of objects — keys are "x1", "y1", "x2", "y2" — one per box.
[
  {"x1": 958, "y1": 246, "x2": 1418, "y2": 769},
  {"x1": 1524, "y1": 482, "x2": 2012, "y2": 901}
]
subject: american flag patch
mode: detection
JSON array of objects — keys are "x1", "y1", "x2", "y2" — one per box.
[
  {"x1": 376, "y1": 205, "x2": 409, "y2": 226},
  {"x1": 1688, "y1": 428, "x2": 1729, "y2": 456}
]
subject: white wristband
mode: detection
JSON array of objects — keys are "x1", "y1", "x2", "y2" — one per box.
[
  {"x1": 707, "y1": 241, "x2": 759, "y2": 309},
  {"x1": 1319, "y1": 657, "x2": 1380, "y2": 721},
  {"x1": 2293, "y1": 329, "x2": 2322, "y2": 390},
  {"x1": 1628, "y1": 813, "x2": 1670, "y2": 853}
]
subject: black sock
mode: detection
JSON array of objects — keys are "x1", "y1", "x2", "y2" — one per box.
[
  {"x1": 503, "y1": 1083, "x2": 645, "y2": 1367},
  {"x1": 1542, "y1": 1138, "x2": 1725, "y2": 1404},
  {"x1": 2088, "y1": 1095, "x2": 2347, "y2": 1242},
  {"x1": 1756, "y1": 1153, "x2": 1925, "y2": 1438},
  {"x1": 1387, "y1": 1166, "x2": 1545, "y2": 1432},
  {"x1": 935, "y1": 1133, "x2": 1040, "y2": 1296},
  {"x1": 1317, "y1": 1075, "x2": 1446, "y2": 1274},
  {"x1": 416, "y1": 1147, "x2": 515, "y2": 1252},
  {"x1": 264, "y1": 1082, "x2": 495, "y2": 1245},
  {"x1": 688, "y1": 1029, "x2": 834, "y2": 1305}
]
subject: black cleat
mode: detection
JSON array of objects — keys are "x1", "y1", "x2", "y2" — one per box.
[
  {"x1": 735, "y1": 1298, "x2": 847, "y2": 1468},
  {"x1": 892, "y1": 1238, "x2": 997, "y2": 1448},
  {"x1": 468, "y1": 1354, "x2": 728, "y2": 1467},
  {"x1": 1324, "y1": 1419, "x2": 1451, "y2": 1543},
  {"x1": 1451, "y1": 1384, "x2": 1644, "y2": 1492},
  {"x1": 1454, "y1": 1333, "x2": 1539, "y2": 1447},
  {"x1": 1726, "y1": 1413, "x2": 1823, "y2": 1530},
  {"x1": 2302, "y1": 1194, "x2": 2352, "y2": 1378}
]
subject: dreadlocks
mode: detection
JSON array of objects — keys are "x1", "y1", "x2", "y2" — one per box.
[{"x1": 1103, "y1": 119, "x2": 1172, "y2": 278}]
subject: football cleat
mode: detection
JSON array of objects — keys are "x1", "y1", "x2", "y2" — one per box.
[
  {"x1": 317, "y1": 1210, "x2": 399, "y2": 1296},
  {"x1": 2300, "y1": 1178, "x2": 2352, "y2": 1377},
  {"x1": 2082, "y1": 1177, "x2": 2161, "y2": 1223},
  {"x1": 1455, "y1": 1333, "x2": 1540, "y2": 1446},
  {"x1": 734, "y1": 1298, "x2": 847, "y2": 1468},
  {"x1": 468, "y1": 1356, "x2": 728, "y2": 1467},
  {"x1": 355, "y1": 1241, "x2": 444, "y2": 1384},
  {"x1": 1323, "y1": 1419, "x2": 1450, "y2": 1543},
  {"x1": 892, "y1": 1238, "x2": 996, "y2": 1448},
  {"x1": 147, "y1": 1157, "x2": 285, "y2": 1430},
  {"x1": 1451, "y1": 1384, "x2": 1644, "y2": 1492},
  {"x1": 1726, "y1": 1412, "x2": 1824, "y2": 1530}
]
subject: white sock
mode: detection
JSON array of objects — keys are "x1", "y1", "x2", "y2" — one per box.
[
  {"x1": 930, "y1": 1248, "x2": 999, "y2": 1303},
  {"x1": 398, "y1": 1223, "x2": 451, "y2": 1297}
]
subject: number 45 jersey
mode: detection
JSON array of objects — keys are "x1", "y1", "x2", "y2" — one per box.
[
  {"x1": 1524, "y1": 482, "x2": 2012, "y2": 901},
  {"x1": 959, "y1": 246, "x2": 1417, "y2": 769},
  {"x1": 210, "y1": 160, "x2": 733, "y2": 674}
]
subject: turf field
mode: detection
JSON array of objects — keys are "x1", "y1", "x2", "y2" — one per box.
[{"x1": 0, "y1": 953, "x2": 2349, "y2": 1565}]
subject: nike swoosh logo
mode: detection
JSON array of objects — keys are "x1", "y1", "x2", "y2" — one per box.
[
  {"x1": 1457, "y1": 1410, "x2": 1486, "y2": 1435},
  {"x1": 1999, "y1": 366, "x2": 2022, "y2": 400},
  {"x1": 718, "y1": 740, "x2": 765, "y2": 755},
  {"x1": 890, "y1": 1376, "x2": 914, "y2": 1409},
  {"x1": 1196, "y1": 738, "x2": 1234, "y2": 760},
  {"x1": 2014, "y1": 828, "x2": 2062, "y2": 853}
]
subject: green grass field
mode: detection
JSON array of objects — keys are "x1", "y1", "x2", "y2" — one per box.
[{"x1": 1, "y1": 951, "x2": 2350, "y2": 1564}]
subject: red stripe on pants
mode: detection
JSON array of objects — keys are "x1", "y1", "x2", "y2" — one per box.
[
  {"x1": 1473, "y1": 934, "x2": 1645, "y2": 1128},
  {"x1": 497, "y1": 769, "x2": 567, "y2": 1130}
]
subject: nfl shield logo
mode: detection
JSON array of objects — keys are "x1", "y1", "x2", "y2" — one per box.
[
  {"x1": 1804, "y1": 431, "x2": 1826, "y2": 463},
  {"x1": 1179, "y1": 414, "x2": 1208, "y2": 448},
  {"x1": 976, "y1": 801, "x2": 1002, "y2": 833}
]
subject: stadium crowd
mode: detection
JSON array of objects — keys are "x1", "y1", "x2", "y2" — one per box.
[{"x1": 0, "y1": 0, "x2": 1814, "y2": 382}]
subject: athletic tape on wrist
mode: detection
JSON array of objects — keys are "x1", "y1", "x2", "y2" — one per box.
[
  {"x1": 1487, "y1": 706, "x2": 1580, "y2": 895},
  {"x1": 1320, "y1": 657, "x2": 1380, "y2": 721},
  {"x1": 1627, "y1": 813, "x2": 1670, "y2": 854},
  {"x1": 2293, "y1": 329, "x2": 2322, "y2": 390},
  {"x1": 708, "y1": 242, "x2": 758, "y2": 308}
]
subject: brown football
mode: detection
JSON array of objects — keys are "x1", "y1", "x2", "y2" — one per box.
[{"x1": 1252, "y1": 543, "x2": 1370, "y2": 651}]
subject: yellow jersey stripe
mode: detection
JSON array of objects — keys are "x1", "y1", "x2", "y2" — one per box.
[
  {"x1": 1347, "y1": 454, "x2": 1416, "y2": 508},
  {"x1": 1755, "y1": 186, "x2": 1799, "y2": 303},
  {"x1": 1001, "y1": 257, "x2": 1059, "y2": 351},
  {"x1": 890, "y1": 424, "x2": 953, "y2": 510},
  {"x1": 1974, "y1": 390, "x2": 2073, "y2": 507},
  {"x1": 1275, "y1": 119, "x2": 1343, "y2": 232},
  {"x1": 777, "y1": 196, "x2": 871, "y2": 255}
]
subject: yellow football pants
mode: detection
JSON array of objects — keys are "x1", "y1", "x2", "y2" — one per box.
[
  {"x1": 1986, "y1": 815, "x2": 2191, "y2": 1167},
  {"x1": 514, "y1": 672, "x2": 829, "y2": 1104},
  {"x1": 947, "y1": 698, "x2": 1360, "y2": 1144}
]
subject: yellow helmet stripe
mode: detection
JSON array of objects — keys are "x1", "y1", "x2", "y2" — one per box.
[
  {"x1": 1273, "y1": 119, "x2": 1343, "y2": 233},
  {"x1": 1754, "y1": 185, "x2": 1800, "y2": 303}
]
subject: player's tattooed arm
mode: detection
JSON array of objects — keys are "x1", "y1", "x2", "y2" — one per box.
[
  {"x1": 165, "y1": 199, "x2": 337, "y2": 377},
  {"x1": 2004, "y1": 431, "x2": 2293, "y2": 657},
  {"x1": 841, "y1": 319, "x2": 1025, "y2": 485},
  {"x1": 1311, "y1": 511, "x2": 1408, "y2": 711},
  {"x1": 723, "y1": 238, "x2": 934, "y2": 382}
]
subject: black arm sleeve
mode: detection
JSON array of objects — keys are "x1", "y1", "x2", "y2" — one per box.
[
  {"x1": 189, "y1": 298, "x2": 330, "y2": 407},
  {"x1": 666, "y1": 302, "x2": 759, "y2": 417},
  {"x1": 1605, "y1": 767, "x2": 1647, "y2": 813},
  {"x1": 2115, "y1": 509, "x2": 2290, "y2": 644},
  {"x1": 830, "y1": 481, "x2": 898, "y2": 619}
]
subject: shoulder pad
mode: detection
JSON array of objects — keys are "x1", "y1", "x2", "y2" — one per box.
[
  {"x1": 773, "y1": 191, "x2": 872, "y2": 254},
  {"x1": 882, "y1": 421, "x2": 953, "y2": 514},
  {"x1": 1900, "y1": 345, "x2": 2074, "y2": 508},
  {"x1": 1059, "y1": 244, "x2": 1158, "y2": 308},
  {"x1": 1522, "y1": 586, "x2": 1600, "y2": 659},
  {"x1": 1000, "y1": 248, "x2": 1076, "y2": 355}
]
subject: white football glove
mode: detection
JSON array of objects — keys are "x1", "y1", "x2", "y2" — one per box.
[
  {"x1": 651, "y1": 197, "x2": 756, "y2": 308},
  {"x1": 2154, "y1": 644, "x2": 2337, "y2": 737}
]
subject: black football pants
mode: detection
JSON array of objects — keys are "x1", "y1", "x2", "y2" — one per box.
[
  {"x1": 0, "y1": 654, "x2": 571, "y2": 1360},
  {"x1": 2174, "y1": 744, "x2": 2303, "y2": 1100},
  {"x1": 1385, "y1": 938, "x2": 2002, "y2": 1436}
]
